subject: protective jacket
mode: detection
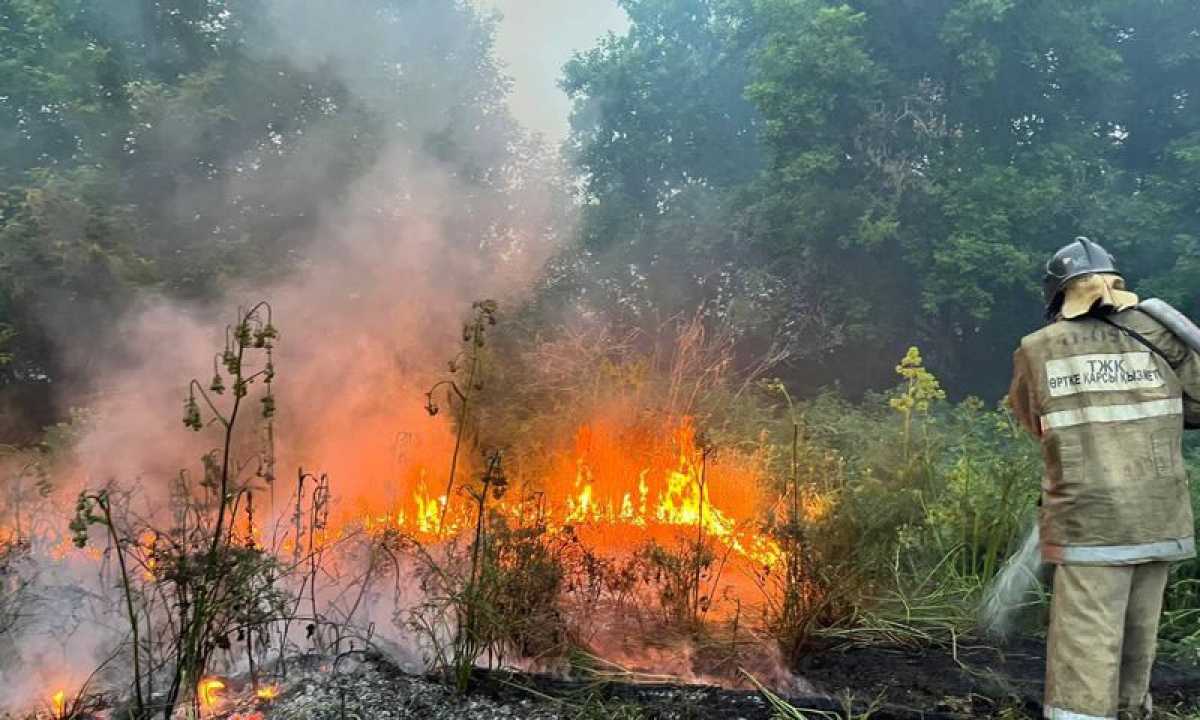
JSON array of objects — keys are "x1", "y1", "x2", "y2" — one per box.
[{"x1": 1009, "y1": 305, "x2": 1200, "y2": 565}]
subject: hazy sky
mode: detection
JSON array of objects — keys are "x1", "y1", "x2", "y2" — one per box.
[{"x1": 478, "y1": 0, "x2": 629, "y2": 141}]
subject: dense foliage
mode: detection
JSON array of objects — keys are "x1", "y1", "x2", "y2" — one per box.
[
  {"x1": 7, "y1": 0, "x2": 1200, "y2": 416},
  {"x1": 562, "y1": 0, "x2": 1200, "y2": 397}
]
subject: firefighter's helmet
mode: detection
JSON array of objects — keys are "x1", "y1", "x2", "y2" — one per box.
[{"x1": 1043, "y1": 237, "x2": 1120, "y2": 318}]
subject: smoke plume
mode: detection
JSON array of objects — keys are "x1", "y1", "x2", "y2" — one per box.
[{"x1": 0, "y1": 0, "x2": 572, "y2": 709}]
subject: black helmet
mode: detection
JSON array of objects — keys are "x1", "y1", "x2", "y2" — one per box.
[{"x1": 1043, "y1": 236, "x2": 1120, "y2": 315}]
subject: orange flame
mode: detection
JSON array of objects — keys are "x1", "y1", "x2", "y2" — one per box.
[
  {"x1": 255, "y1": 684, "x2": 280, "y2": 700},
  {"x1": 198, "y1": 678, "x2": 226, "y2": 708},
  {"x1": 550, "y1": 419, "x2": 782, "y2": 568},
  {"x1": 139, "y1": 531, "x2": 158, "y2": 581},
  {"x1": 357, "y1": 417, "x2": 781, "y2": 574},
  {"x1": 50, "y1": 690, "x2": 66, "y2": 718}
]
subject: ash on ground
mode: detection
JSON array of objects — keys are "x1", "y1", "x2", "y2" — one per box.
[
  {"x1": 198, "y1": 640, "x2": 1200, "y2": 720},
  {"x1": 211, "y1": 649, "x2": 784, "y2": 720},
  {"x1": 231, "y1": 655, "x2": 564, "y2": 720}
]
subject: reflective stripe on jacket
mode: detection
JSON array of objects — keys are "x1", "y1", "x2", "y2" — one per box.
[{"x1": 1009, "y1": 306, "x2": 1200, "y2": 566}]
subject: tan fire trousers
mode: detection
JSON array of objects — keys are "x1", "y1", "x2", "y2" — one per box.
[{"x1": 1045, "y1": 562, "x2": 1171, "y2": 720}]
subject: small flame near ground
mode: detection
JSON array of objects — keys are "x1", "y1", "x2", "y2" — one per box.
[
  {"x1": 198, "y1": 678, "x2": 226, "y2": 708},
  {"x1": 255, "y1": 684, "x2": 280, "y2": 701},
  {"x1": 50, "y1": 690, "x2": 66, "y2": 718}
]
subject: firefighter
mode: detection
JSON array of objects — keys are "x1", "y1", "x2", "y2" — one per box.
[{"x1": 1008, "y1": 236, "x2": 1200, "y2": 720}]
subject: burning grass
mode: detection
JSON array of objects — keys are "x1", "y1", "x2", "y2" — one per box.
[
  {"x1": 4, "y1": 300, "x2": 1199, "y2": 718},
  {"x1": 361, "y1": 417, "x2": 782, "y2": 597},
  {"x1": 0, "y1": 301, "x2": 826, "y2": 717},
  {"x1": 0, "y1": 302, "x2": 899, "y2": 716}
]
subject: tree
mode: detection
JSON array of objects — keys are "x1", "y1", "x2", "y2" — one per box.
[{"x1": 563, "y1": 0, "x2": 1200, "y2": 397}]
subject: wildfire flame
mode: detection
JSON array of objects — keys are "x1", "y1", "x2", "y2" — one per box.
[
  {"x1": 139, "y1": 531, "x2": 158, "y2": 581},
  {"x1": 255, "y1": 684, "x2": 280, "y2": 701},
  {"x1": 551, "y1": 419, "x2": 781, "y2": 567},
  {"x1": 198, "y1": 678, "x2": 226, "y2": 708},
  {"x1": 50, "y1": 690, "x2": 66, "y2": 718},
  {"x1": 361, "y1": 417, "x2": 781, "y2": 573}
]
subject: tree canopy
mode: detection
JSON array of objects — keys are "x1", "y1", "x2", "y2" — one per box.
[{"x1": 562, "y1": 0, "x2": 1200, "y2": 397}]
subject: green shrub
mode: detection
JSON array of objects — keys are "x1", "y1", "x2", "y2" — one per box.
[
  {"x1": 793, "y1": 349, "x2": 1041, "y2": 640},
  {"x1": 1161, "y1": 451, "x2": 1200, "y2": 661}
]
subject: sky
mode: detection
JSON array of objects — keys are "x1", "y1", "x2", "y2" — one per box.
[{"x1": 477, "y1": 0, "x2": 629, "y2": 141}]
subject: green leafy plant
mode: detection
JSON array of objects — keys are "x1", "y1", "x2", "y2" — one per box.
[
  {"x1": 758, "y1": 418, "x2": 857, "y2": 659},
  {"x1": 888, "y1": 347, "x2": 945, "y2": 461}
]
